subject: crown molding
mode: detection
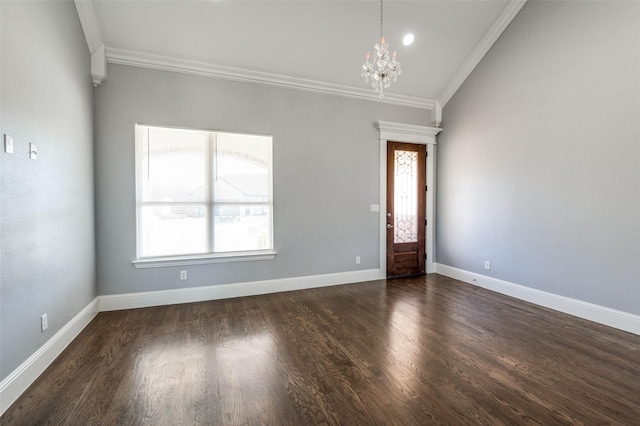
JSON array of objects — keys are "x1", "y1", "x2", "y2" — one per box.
[
  {"x1": 437, "y1": 0, "x2": 527, "y2": 107},
  {"x1": 74, "y1": 0, "x2": 103, "y2": 54},
  {"x1": 376, "y1": 121, "x2": 442, "y2": 143},
  {"x1": 105, "y1": 47, "x2": 435, "y2": 110},
  {"x1": 74, "y1": 1, "x2": 525, "y2": 111}
]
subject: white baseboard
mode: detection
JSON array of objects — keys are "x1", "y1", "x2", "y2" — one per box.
[
  {"x1": 435, "y1": 263, "x2": 640, "y2": 336},
  {"x1": 99, "y1": 268, "x2": 383, "y2": 311},
  {"x1": 0, "y1": 298, "x2": 100, "y2": 415}
]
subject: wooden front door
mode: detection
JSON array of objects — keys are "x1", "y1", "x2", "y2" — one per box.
[{"x1": 386, "y1": 142, "x2": 426, "y2": 277}]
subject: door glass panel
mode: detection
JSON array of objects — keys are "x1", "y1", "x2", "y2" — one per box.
[{"x1": 394, "y1": 150, "x2": 418, "y2": 243}]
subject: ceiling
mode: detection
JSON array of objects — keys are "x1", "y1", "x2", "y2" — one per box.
[{"x1": 75, "y1": 0, "x2": 527, "y2": 109}]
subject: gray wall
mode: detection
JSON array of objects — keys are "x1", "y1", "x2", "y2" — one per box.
[
  {"x1": 0, "y1": 1, "x2": 96, "y2": 380},
  {"x1": 437, "y1": 1, "x2": 640, "y2": 315},
  {"x1": 94, "y1": 64, "x2": 427, "y2": 295}
]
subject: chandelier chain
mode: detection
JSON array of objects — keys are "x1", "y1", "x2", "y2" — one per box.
[{"x1": 380, "y1": 0, "x2": 384, "y2": 40}]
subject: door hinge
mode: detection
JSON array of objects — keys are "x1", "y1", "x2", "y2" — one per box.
[
  {"x1": 425, "y1": 253, "x2": 427, "y2": 260},
  {"x1": 425, "y1": 185, "x2": 428, "y2": 192}
]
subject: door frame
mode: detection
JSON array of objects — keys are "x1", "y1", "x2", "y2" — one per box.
[{"x1": 377, "y1": 121, "x2": 442, "y2": 276}]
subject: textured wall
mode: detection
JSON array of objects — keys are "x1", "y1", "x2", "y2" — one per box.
[
  {"x1": 0, "y1": 1, "x2": 96, "y2": 380},
  {"x1": 437, "y1": 1, "x2": 640, "y2": 315},
  {"x1": 94, "y1": 64, "x2": 427, "y2": 295}
]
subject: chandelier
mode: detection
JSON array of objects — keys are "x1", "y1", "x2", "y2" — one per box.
[{"x1": 362, "y1": 0, "x2": 401, "y2": 98}]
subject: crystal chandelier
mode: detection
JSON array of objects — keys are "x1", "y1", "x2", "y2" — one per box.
[{"x1": 362, "y1": 0, "x2": 401, "y2": 98}]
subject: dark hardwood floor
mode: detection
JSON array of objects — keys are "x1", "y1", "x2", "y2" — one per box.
[{"x1": 2, "y1": 274, "x2": 639, "y2": 425}]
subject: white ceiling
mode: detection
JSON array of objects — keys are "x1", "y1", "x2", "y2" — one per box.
[{"x1": 76, "y1": 0, "x2": 527, "y2": 109}]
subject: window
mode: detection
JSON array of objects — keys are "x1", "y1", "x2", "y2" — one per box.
[{"x1": 133, "y1": 125, "x2": 275, "y2": 267}]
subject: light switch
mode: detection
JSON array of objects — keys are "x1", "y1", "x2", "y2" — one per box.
[
  {"x1": 370, "y1": 204, "x2": 380, "y2": 212},
  {"x1": 29, "y1": 143, "x2": 37, "y2": 160},
  {"x1": 4, "y1": 134, "x2": 13, "y2": 154}
]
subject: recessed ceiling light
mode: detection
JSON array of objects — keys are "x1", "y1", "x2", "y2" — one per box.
[{"x1": 403, "y1": 34, "x2": 414, "y2": 46}]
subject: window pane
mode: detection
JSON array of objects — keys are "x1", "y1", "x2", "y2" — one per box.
[
  {"x1": 139, "y1": 205, "x2": 209, "y2": 257},
  {"x1": 136, "y1": 125, "x2": 274, "y2": 260},
  {"x1": 139, "y1": 127, "x2": 209, "y2": 203},
  {"x1": 213, "y1": 205, "x2": 271, "y2": 252},
  {"x1": 214, "y1": 133, "x2": 271, "y2": 203},
  {"x1": 394, "y1": 150, "x2": 418, "y2": 243}
]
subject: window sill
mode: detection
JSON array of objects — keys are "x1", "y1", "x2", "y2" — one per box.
[{"x1": 132, "y1": 251, "x2": 277, "y2": 269}]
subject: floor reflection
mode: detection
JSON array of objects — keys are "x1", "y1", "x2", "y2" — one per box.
[
  {"x1": 129, "y1": 330, "x2": 277, "y2": 420},
  {"x1": 385, "y1": 286, "x2": 424, "y2": 397}
]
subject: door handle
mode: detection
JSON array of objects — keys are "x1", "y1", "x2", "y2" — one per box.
[{"x1": 387, "y1": 224, "x2": 394, "y2": 229}]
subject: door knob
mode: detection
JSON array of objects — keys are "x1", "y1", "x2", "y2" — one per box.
[{"x1": 387, "y1": 212, "x2": 392, "y2": 217}]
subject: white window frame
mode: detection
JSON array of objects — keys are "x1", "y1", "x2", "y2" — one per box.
[{"x1": 132, "y1": 124, "x2": 276, "y2": 269}]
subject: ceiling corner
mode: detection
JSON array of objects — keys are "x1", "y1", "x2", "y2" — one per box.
[{"x1": 437, "y1": 0, "x2": 528, "y2": 108}]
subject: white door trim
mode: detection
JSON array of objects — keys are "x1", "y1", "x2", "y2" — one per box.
[{"x1": 377, "y1": 121, "x2": 442, "y2": 276}]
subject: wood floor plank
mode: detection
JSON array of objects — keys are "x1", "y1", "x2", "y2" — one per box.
[{"x1": 2, "y1": 274, "x2": 639, "y2": 425}]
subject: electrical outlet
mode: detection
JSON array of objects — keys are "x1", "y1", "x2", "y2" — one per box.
[
  {"x1": 41, "y1": 314, "x2": 48, "y2": 332},
  {"x1": 484, "y1": 261, "x2": 491, "y2": 270},
  {"x1": 355, "y1": 256, "x2": 361, "y2": 265},
  {"x1": 180, "y1": 270, "x2": 187, "y2": 280}
]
